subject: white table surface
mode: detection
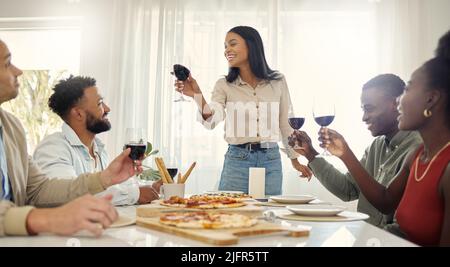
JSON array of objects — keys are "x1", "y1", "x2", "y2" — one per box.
[{"x1": 0, "y1": 205, "x2": 417, "y2": 247}]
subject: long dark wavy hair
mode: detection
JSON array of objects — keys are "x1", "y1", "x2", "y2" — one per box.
[{"x1": 225, "y1": 26, "x2": 281, "y2": 83}]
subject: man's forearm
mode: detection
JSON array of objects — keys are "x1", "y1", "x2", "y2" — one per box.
[
  {"x1": 26, "y1": 208, "x2": 51, "y2": 235},
  {"x1": 340, "y1": 149, "x2": 393, "y2": 213},
  {"x1": 305, "y1": 149, "x2": 319, "y2": 163},
  {"x1": 28, "y1": 172, "x2": 104, "y2": 207},
  {"x1": 99, "y1": 171, "x2": 112, "y2": 189},
  {"x1": 308, "y1": 157, "x2": 359, "y2": 201}
]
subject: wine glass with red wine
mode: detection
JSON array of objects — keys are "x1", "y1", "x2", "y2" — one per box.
[
  {"x1": 172, "y1": 64, "x2": 191, "y2": 102},
  {"x1": 125, "y1": 128, "x2": 147, "y2": 167},
  {"x1": 288, "y1": 113, "x2": 305, "y2": 149},
  {"x1": 166, "y1": 168, "x2": 178, "y2": 180},
  {"x1": 313, "y1": 99, "x2": 335, "y2": 156}
]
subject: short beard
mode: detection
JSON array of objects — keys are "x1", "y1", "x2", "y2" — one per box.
[{"x1": 86, "y1": 113, "x2": 111, "y2": 134}]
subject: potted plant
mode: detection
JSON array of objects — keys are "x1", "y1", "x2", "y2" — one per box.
[{"x1": 139, "y1": 141, "x2": 161, "y2": 181}]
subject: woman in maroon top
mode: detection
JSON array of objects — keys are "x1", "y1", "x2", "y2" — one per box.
[{"x1": 305, "y1": 30, "x2": 450, "y2": 246}]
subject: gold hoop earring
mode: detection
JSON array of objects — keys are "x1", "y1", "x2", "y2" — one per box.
[{"x1": 423, "y1": 109, "x2": 432, "y2": 118}]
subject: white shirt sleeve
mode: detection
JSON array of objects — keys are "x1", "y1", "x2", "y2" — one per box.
[
  {"x1": 278, "y1": 76, "x2": 298, "y2": 159},
  {"x1": 95, "y1": 178, "x2": 140, "y2": 206},
  {"x1": 196, "y1": 79, "x2": 227, "y2": 130}
]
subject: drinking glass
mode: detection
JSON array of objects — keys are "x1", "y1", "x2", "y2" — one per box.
[
  {"x1": 313, "y1": 98, "x2": 335, "y2": 156},
  {"x1": 172, "y1": 64, "x2": 190, "y2": 102},
  {"x1": 124, "y1": 128, "x2": 147, "y2": 167},
  {"x1": 288, "y1": 113, "x2": 305, "y2": 149}
]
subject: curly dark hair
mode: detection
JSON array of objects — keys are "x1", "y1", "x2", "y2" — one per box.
[
  {"x1": 48, "y1": 75, "x2": 96, "y2": 120},
  {"x1": 436, "y1": 29, "x2": 450, "y2": 59},
  {"x1": 424, "y1": 29, "x2": 450, "y2": 122},
  {"x1": 362, "y1": 73, "x2": 405, "y2": 98}
]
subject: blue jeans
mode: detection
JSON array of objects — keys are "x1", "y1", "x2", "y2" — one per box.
[{"x1": 218, "y1": 144, "x2": 283, "y2": 196}]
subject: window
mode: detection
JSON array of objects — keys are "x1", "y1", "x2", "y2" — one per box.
[{"x1": 0, "y1": 18, "x2": 81, "y2": 151}]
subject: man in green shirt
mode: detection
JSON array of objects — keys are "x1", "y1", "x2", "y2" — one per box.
[{"x1": 290, "y1": 74, "x2": 422, "y2": 228}]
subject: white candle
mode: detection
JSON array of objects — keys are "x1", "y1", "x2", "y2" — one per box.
[{"x1": 249, "y1": 167, "x2": 265, "y2": 199}]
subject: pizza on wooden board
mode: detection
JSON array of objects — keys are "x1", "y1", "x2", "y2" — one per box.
[
  {"x1": 159, "y1": 212, "x2": 258, "y2": 229},
  {"x1": 160, "y1": 195, "x2": 247, "y2": 209},
  {"x1": 196, "y1": 192, "x2": 252, "y2": 200}
]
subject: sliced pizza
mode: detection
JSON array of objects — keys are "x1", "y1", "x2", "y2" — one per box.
[
  {"x1": 161, "y1": 195, "x2": 247, "y2": 209},
  {"x1": 159, "y1": 212, "x2": 258, "y2": 229},
  {"x1": 195, "y1": 191, "x2": 252, "y2": 200}
]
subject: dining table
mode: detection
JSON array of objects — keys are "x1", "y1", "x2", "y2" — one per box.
[{"x1": 0, "y1": 204, "x2": 417, "y2": 247}]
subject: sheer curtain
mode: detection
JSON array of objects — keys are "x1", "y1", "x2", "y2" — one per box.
[
  {"x1": 1, "y1": 0, "x2": 447, "y2": 207},
  {"x1": 374, "y1": 0, "x2": 450, "y2": 79},
  {"x1": 105, "y1": 0, "x2": 285, "y2": 194},
  {"x1": 103, "y1": 0, "x2": 449, "y2": 205}
]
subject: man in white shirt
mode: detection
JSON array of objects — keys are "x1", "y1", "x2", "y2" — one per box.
[
  {"x1": 1, "y1": 38, "x2": 142, "y2": 237},
  {"x1": 33, "y1": 76, "x2": 160, "y2": 205}
]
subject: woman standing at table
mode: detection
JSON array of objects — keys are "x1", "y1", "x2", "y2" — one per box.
[
  {"x1": 309, "y1": 30, "x2": 450, "y2": 246},
  {"x1": 174, "y1": 26, "x2": 312, "y2": 195}
]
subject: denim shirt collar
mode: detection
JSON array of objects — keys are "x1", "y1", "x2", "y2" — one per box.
[{"x1": 61, "y1": 122, "x2": 105, "y2": 154}]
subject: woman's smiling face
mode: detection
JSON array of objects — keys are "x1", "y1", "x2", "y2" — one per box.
[
  {"x1": 397, "y1": 67, "x2": 432, "y2": 131},
  {"x1": 224, "y1": 32, "x2": 249, "y2": 68}
]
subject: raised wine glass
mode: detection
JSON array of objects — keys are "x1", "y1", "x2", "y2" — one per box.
[
  {"x1": 313, "y1": 98, "x2": 335, "y2": 156},
  {"x1": 172, "y1": 64, "x2": 190, "y2": 102},
  {"x1": 124, "y1": 128, "x2": 147, "y2": 168},
  {"x1": 288, "y1": 113, "x2": 305, "y2": 149}
]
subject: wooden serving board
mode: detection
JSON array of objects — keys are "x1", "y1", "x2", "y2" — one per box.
[
  {"x1": 136, "y1": 217, "x2": 310, "y2": 245},
  {"x1": 137, "y1": 201, "x2": 265, "y2": 218}
]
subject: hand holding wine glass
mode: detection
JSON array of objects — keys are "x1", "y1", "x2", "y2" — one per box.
[
  {"x1": 317, "y1": 128, "x2": 349, "y2": 158},
  {"x1": 287, "y1": 112, "x2": 305, "y2": 149},
  {"x1": 124, "y1": 128, "x2": 147, "y2": 168},
  {"x1": 313, "y1": 97, "x2": 335, "y2": 156},
  {"x1": 174, "y1": 77, "x2": 201, "y2": 99},
  {"x1": 289, "y1": 130, "x2": 319, "y2": 162},
  {"x1": 172, "y1": 64, "x2": 200, "y2": 101}
]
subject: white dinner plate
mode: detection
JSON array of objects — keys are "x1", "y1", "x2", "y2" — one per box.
[
  {"x1": 269, "y1": 195, "x2": 316, "y2": 204},
  {"x1": 110, "y1": 215, "x2": 136, "y2": 228},
  {"x1": 287, "y1": 204, "x2": 346, "y2": 216}
]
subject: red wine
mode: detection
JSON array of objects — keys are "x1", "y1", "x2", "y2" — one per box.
[
  {"x1": 125, "y1": 143, "x2": 146, "y2": 160},
  {"x1": 172, "y1": 64, "x2": 190, "y2": 81},
  {"x1": 167, "y1": 168, "x2": 178, "y2": 178},
  {"x1": 314, "y1": 115, "x2": 335, "y2": 127},
  {"x1": 288, "y1": 117, "x2": 305, "y2": 130}
]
